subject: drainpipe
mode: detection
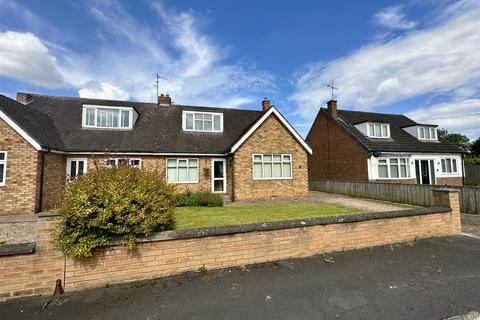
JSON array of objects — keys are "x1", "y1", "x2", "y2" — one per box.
[
  {"x1": 229, "y1": 155, "x2": 235, "y2": 202},
  {"x1": 462, "y1": 153, "x2": 465, "y2": 186},
  {"x1": 37, "y1": 149, "x2": 49, "y2": 213}
]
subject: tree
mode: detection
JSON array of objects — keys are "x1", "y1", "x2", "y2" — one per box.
[
  {"x1": 471, "y1": 138, "x2": 480, "y2": 156},
  {"x1": 438, "y1": 128, "x2": 471, "y2": 152}
]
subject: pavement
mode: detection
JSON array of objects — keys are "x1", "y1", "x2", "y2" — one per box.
[
  {"x1": 462, "y1": 213, "x2": 480, "y2": 238},
  {"x1": 1, "y1": 235, "x2": 479, "y2": 320}
]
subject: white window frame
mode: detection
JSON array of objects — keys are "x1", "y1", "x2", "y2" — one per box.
[
  {"x1": 105, "y1": 158, "x2": 142, "y2": 168},
  {"x1": 252, "y1": 154, "x2": 293, "y2": 180},
  {"x1": 367, "y1": 123, "x2": 390, "y2": 138},
  {"x1": 82, "y1": 105, "x2": 134, "y2": 129},
  {"x1": 166, "y1": 158, "x2": 199, "y2": 184},
  {"x1": 440, "y1": 158, "x2": 459, "y2": 175},
  {"x1": 66, "y1": 158, "x2": 88, "y2": 182},
  {"x1": 182, "y1": 111, "x2": 223, "y2": 133},
  {"x1": 0, "y1": 151, "x2": 7, "y2": 187},
  {"x1": 376, "y1": 157, "x2": 411, "y2": 180},
  {"x1": 417, "y1": 126, "x2": 437, "y2": 141}
]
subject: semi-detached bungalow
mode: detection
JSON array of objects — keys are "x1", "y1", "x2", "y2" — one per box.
[{"x1": 0, "y1": 93, "x2": 312, "y2": 216}]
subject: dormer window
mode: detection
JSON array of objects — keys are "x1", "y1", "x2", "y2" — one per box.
[
  {"x1": 418, "y1": 126, "x2": 437, "y2": 141},
  {"x1": 183, "y1": 111, "x2": 223, "y2": 132},
  {"x1": 367, "y1": 123, "x2": 390, "y2": 138},
  {"x1": 82, "y1": 105, "x2": 134, "y2": 129}
]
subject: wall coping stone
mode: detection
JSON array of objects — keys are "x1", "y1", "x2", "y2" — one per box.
[
  {"x1": 36, "y1": 207, "x2": 452, "y2": 245},
  {"x1": 37, "y1": 211, "x2": 59, "y2": 218},
  {"x1": 432, "y1": 188, "x2": 461, "y2": 193},
  {"x1": 0, "y1": 242, "x2": 36, "y2": 256}
]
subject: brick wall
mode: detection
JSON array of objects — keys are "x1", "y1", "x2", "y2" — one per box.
[
  {"x1": 370, "y1": 179, "x2": 417, "y2": 184},
  {"x1": 0, "y1": 189, "x2": 461, "y2": 299},
  {"x1": 42, "y1": 153, "x2": 67, "y2": 211},
  {"x1": 0, "y1": 118, "x2": 40, "y2": 215},
  {"x1": 233, "y1": 114, "x2": 309, "y2": 201},
  {"x1": 436, "y1": 177, "x2": 463, "y2": 186},
  {"x1": 306, "y1": 111, "x2": 369, "y2": 181}
]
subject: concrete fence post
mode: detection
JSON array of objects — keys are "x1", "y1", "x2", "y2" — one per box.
[{"x1": 432, "y1": 188, "x2": 461, "y2": 233}]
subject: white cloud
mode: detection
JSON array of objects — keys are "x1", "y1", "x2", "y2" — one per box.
[
  {"x1": 0, "y1": 31, "x2": 64, "y2": 87},
  {"x1": 406, "y1": 99, "x2": 480, "y2": 139},
  {"x1": 78, "y1": 81, "x2": 129, "y2": 100},
  {"x1": 0, "y1": 1, "x2": 274, "y2": 107},
  {"x1": 290, "y1": 1, "x2": 480, "y2": 118},
  {"x1": 374, "y1": 6, "x2": 417, "y2": 30}
]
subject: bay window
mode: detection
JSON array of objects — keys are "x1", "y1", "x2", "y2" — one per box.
[
  {"x1": 166, "y1": 159, "x2": 198, "y2": 183},
  {"x1": 0, "y1": 151, "x2": 7, "y2": 186},
  {"x1": 377, "y1": 158, "x2": 410, "y2": 179},
  {"x1": 253, "y1": 154, "x2": 292, "y2": 179}
]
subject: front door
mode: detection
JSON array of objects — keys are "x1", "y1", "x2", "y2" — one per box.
[
  {"x1": 212, "y1": 159, "x2": 226, "y2": 193},
  {"x1": 415, "y1": 160, "x2": 436, "y2": 185}
]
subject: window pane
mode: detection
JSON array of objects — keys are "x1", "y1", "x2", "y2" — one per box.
[
  {"x1": 167, "y1": 167, "x2": 177, "y2": 182},
  {"x1": 283, "y1": 163, "x2": 292, "y2": 178},
  {"x1": 188, "y1": 167, "x2": 198, "y2": 181},
  {"x1": 390, "y1": 159, "x2": 398, "y2": 165},
  {"x1": 253, "y1": 163, "x2": 262, "y2": 178},
  {"x1": 441, "y1": 159, "x2": 446, "y2": 172},
  {"x1": 379, "y1": 159, "x2": 387, "y2": 164},
  {"x1": 121, "y1": 111, "x2": 130, "y2": 127},
  {"x1": 70, "y1": 161, "x2": 77, "y2": 179},
  {"x1": 452, "y1": 159, "x2": 457, "y2": 173},
  {"x1": 188, "y1": 159, "x2": 198, "y2": 167},
  {"x1": 446, "y1": 159, "x2": 452, "y2": 173},
  {"x1": 419, "y1": 127, "x2": 425, "y2": 139},
  {"x1": 78, "y1": 161, "x2": 85, "y2": 175},
  {"x1": 374, "y1": 124, "x2": 381, "y2": 137},
  {"x1": 0, "y1": 152, "x2": 4, "y2": 160},
  {"x1": 213, "y1": 115, "x2": 221, "y2": 131},
  {"x1": 185, "y1": 114, "x2": 194, "y2": 130},
  {"x1": 178, "y1": 167, "x2": 188, "y2": 181},
  {"x1": 167, "y1": 159, "x2": 177, "y2": 167},
  {"x1": 0, "y1": 164, "x2": 4, "y2": 182},
  {"x1": 273, "y1": 163, "x2": 282, "y2": 178},
  {"x1": 400, "y1": 164, "x2": 407, "y2": 177},
  {"x1": 382, "y1": 125, "x2": 388, "y2": 137},
  {"x1": 273, "y1": 155, "x2": 281, "y2": 162},
  {"x1": 253, "y1": 155, "x2": 262, "y2": 162},
  {"x1": 368, "y1": 124, "x2": 374, "y2": 136},
  {"x1": 194, "y1": 119, "x2": 203, "y2": 131},
  {"x1": 390, "y1": 164, "x2": 399, "y2": 178},
  {"x1": 214, "y1": 180, "x2": 224, "y2": 192},
  {"x1": 204, "y1": 114, "x2": 212, "y2": 121},
  {"x1": 86, "y1": 108, "x2": 95, "y2": 126},
  {"x1": 264, "y1": 163, "x2": 272, "y2": 178},
  {"x1": 105, "y1": 159, "x2": 116, "y2": 167},
  {"x1": 178, "y1": 159, "x2": 187, "y2": 167},
  {"x1": 283, "y1": 155, "x2": 291, "y2": 162},
  {"x1": 430, "y1": 128, "x2": 436, "y2": 139},
  {"x1": 378, "y1": 165, "x2": 388, "y2": 178},
  {"x1": 204, "y1": 119, "x2": 212, "y2": 131},
  {"x1": 425, "y1": 128, "x2": 431, "y2": 139},
  {"x1": 264, "y1": 155, "x2": 272, "y2": 162}
]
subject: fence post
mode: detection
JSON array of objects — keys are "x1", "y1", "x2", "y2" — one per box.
[{"x1": 432, "y1": 188, "x2": 461, "y2": 234}]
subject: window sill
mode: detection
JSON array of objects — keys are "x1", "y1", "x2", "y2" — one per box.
[
  {"x1": 167, "y1": 181, "x2": 199, "y2": 184},
  {"x1": 252, "y1": 177, "x2": 293, "y2": 181}
]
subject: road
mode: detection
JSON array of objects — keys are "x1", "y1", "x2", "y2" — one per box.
[{"x1": 1, "y1": 235, "x2": 479, "y2": 320}]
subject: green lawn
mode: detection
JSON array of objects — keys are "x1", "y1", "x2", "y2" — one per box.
[{"x1": 173, "y1": 203, "x2": 363, "y2": 229}]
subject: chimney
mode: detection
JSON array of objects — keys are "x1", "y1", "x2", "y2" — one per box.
[
  {"x1": 262, "y1": 97, "x2": 271, "y2": 112},
  {"x1": 158, "y1": 93, "x2": 172, "y2": 107},
  {"x1": 327, "y1": 100, "x2": 337, "y2": 117},
  {"x1": 16, "y1": 93, "x2": 33, "y2": 104}
]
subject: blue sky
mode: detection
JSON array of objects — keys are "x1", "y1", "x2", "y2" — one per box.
[{"x1": 0, "y1": 0, "x2": 479, "y2": 139}]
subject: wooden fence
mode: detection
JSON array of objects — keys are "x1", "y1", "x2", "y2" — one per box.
[
  {"x1": 465, "y1": 164, "x2": 480, "y2": 186},
  {"x1": 309, "y1": 180, "x2": 480, "y2": 214}
]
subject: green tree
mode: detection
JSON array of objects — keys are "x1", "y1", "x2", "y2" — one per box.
[
  {"x1": 438, "y1": 128, "x2": 471, "y2": 152},
  {"x1": 471, "y1": 138, "x2": 480, "y2": 156}
]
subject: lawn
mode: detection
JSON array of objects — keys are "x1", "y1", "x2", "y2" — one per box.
[{"x1": 173, "y1": 203, "x2": 363, "y2": 229}]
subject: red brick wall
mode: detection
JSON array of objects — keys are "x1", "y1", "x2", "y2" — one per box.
[
  {"x1": 436, "y1": 177, "x2": 463, "y2": 186},
  {"x1": 0, "y1": 118, "x2": 40, "y2": 215},
  {"x1": 306, "y1": 111, "x2": 369, "y2": 181}
]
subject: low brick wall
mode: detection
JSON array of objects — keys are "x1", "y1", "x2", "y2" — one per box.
[{"x1": 0, "y1": 189, "x2": 461, "y2": 299}]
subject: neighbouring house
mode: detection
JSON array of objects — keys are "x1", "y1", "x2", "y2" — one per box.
[
  {"x1": 0, "y1": 93, "x2": 312, "y2": 215},
  {"x1": 307, "y1": 100, "x2": 465, "y2": 186}
]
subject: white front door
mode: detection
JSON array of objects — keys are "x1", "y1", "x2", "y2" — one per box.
[{"x1": 211, "y1": 159, "x2": 226, "y2": 193}]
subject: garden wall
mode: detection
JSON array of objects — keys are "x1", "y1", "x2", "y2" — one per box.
[{"x1": 0, "y1": 189, "x2": 461, "y2": 299}]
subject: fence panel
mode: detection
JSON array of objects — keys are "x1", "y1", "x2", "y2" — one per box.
[
  {"x1": 309, "y1": 180, "x2": 478, "y2": 214},
  {"x1": 465, "y1": 164, "x2": 480, "y2": 186}
]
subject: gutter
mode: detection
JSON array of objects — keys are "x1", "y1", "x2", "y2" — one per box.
[{"x1": 37, "y1": 149, "x2": 49, "y2": 212}]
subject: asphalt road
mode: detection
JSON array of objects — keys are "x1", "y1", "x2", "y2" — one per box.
[{"x1": 1, "y1": 235, "x2": 479, "y2": 320}]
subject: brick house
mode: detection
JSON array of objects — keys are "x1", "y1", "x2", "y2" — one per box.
[
  {"x1": 306, "y1": 100, "x2": 465, "y2": 186},
  {"x1": 0, "y1": 93, "x2": 312, "y2": 215}
]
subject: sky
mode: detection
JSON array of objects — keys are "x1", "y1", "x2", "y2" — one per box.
[{"x1": 0, "y1": 0, "x2": 479, "y2": 139}]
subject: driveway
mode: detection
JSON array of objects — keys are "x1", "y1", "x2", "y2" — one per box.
[{"x1": 1, "y1": 235, "x2": 479, "y2": 320}]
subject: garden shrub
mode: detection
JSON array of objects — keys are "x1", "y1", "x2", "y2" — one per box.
[
  {"x1": 176, "y1": 190, "x2": 224, "y2": 207},
  {"x1": 54, "y1": 166, "x2": 177, "y2": 258}
]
